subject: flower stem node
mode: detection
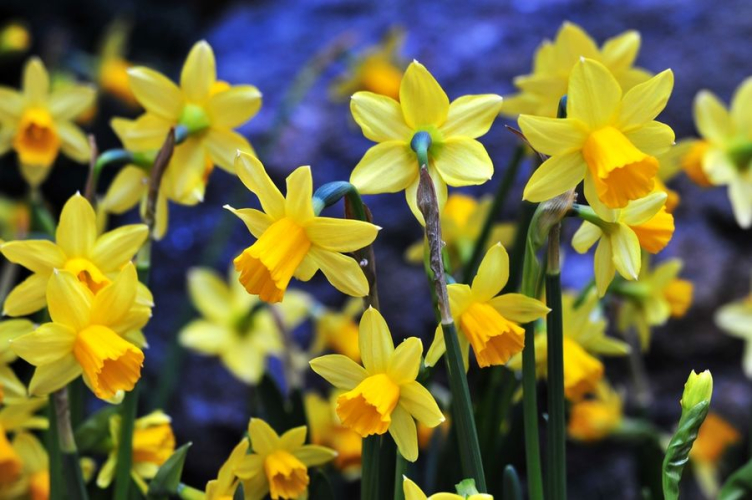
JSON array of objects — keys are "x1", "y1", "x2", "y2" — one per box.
[
  {"x1": 410, "y1": 131, "x2": 433, "y2": 167},
  {"x1": 681, "y1": 370, "x2": 713, "y2": 411}
]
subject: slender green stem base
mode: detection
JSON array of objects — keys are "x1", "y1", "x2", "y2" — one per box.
[
  {"x1": 361, "y1": 436, "x2": 381, "y2": 500},
  {"x1": 114, "y1": 386, "x2": 139, "y2": 500},
  {"x1": 521, "y1": 322, "x2": 544, "y2": 500},
  {"x1": 53, "y1": 388, "x2": 88, "y2": 500},
  {"x1": 545, "y1": 265, "x2": 566, "y2": 499}
]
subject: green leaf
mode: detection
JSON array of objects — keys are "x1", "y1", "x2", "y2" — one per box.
[
  {"x1": 146, "y1": 442, "x2": 193, "y2": 499},
  {"x1": 503, "y1": 465, "x2": 523, "y2": 500},
  {"x1": 719, "y1": 458, "x2": 752, "y2": 500},
  {"x1": 662, "y1": 401, "x2": 710, "y2": 500},
  {"x1": 308, "y1": 470, "x2": 335, "y2": 500},
  {"x1": 74, "y1": 405, "x2": 118, "y2": 454}
]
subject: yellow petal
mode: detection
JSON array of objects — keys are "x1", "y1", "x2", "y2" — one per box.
[
  {"x1": 23, "y1": 58, "x2": 49, "y2": 105},
  {"x1": 234, "y1": 452, "x2": 263, "y2": 480},
  {"x1": 309, "y1": 354, "x2": 368, "y2": 390},
  {"x1": 387, "y1": 337, "x2": 422, "y2": 384},
  {"x1": 600, "y1": 30, "x2": 640, "y2": 72},
  {"x1": 1, "y1": 240, "x2": 65, "y2": 273},
  {"x1": 57, "y1": 194, "x2": 96, "y2": 258},
  {"x1": 49, "y1": 86, "x2": 96, "y2": 121},
  {"x1": 731, "y1": 77, "x2": 752, "y2": 132},
  {"x1": 180, "y1": 41, "x2": 216, "y2": 102},
  {"x1": 399, "y1": 61, "x2": 449, "y2": 128},
  {"x1": 207, "y1": 85, "x2": 261, "y2": 128},
  {"x1": 179, "y1": 320, "x2": 232, "y2": 355},
  {"x1": 0, "y1": 87, "x2": 23, "y2": 122},
  {"x1": 620, "y1": 191, "x2": 667, "y2": 226},
  {"x1": 350, "y1": 92, "x2": 411, "y2": 142},
  {"x1": 694, "y1": 90, "x2": 733, "y2": 144},
  {"x1": 47, "y1": 270, "x2": 92, "y2": 330},
  {"x1": 90, "y1": 224, "x2": 148, "y2": 271},
  {"x1": 248, "y1": 418, "x2": 280, "y2": 455},
  {"x1": 358, "y1": 307, "x2": 395, "y2": 374},
  {"x1": 224, "y1": 206, "x2": 272, "y2": 239},
  {"x1": 405, "y1": 166, "x2": 447, "y2": 225},
  {"x1": 101, "y1": 166, "x2": 147, "y2": 214},
  {"x1": 3, "y1": 274, "x2": 47, "y2": 316},
  {"x1": 307, "y1": 247, "x2": 369, "y2": 298},
  {"x1": 440, "y1": 94, "x2": 503, "y2": 139},
  {"x1": 164, "y1": 139, "x2": 205, "y2": 202},
  {"x1": 58, "y1": 122, "x2": 91, "y2": 163},
  {"x1": 205, "y1": 128, "x2": 252, "y2": 173},
  {"x1": 187, "y1": 267, "x2": 233, "y2": 323},
  {"x1": 10, "y1": 323, "x2": 76, "y2": 365},
  {"x1": 127, "y1": 67, "x2": 183, "y2": 120},
  {"x1": 594, "y1": 238, "x2": 615, "y2": 297},
  {"x1": 279, "y1": 426, "x2": 307, "y2": 451},
  {"x1": 234, "y1": 152, "x2": 285, "y2": 219},
  {"x1": 293, "y1": 445, "x2": 337, "y2": 467},
  {"x1": 285, "y1": 166, "x2": 314, "y2": 223},
  {"x1": 425, "y1": 324, "x2": 446, "y2": 368},
  {"x1": 399, "y1": 381, "x2": 444, "y2": 427},
  {"x1": 388, "y1": 405, "x2": 418, "y2": 462},
  {"x1": 567, "y1": 58, "x2": 621, "y2": 129},
  {"x1": 617, "y1": 70, "x2": 674, "y2": 130},
  {"x1": 471, "y1": 243, "x2": 509, "y2": 302},
  {"x1": 350, "y1": 141, "x2": 416, "y2": 194},
  {"x1": 571, "y1": 221, "x2": 602, "y2": 253},
  {"x1": 111, "y1": 115, "x2": 171, "y2": 151},
  {"x1": 729, "y1": 180, "x2": 752, "y2": 229},
  {"x1": 556, "y1": 22, "x2": 599, "y2": 60},
  {"x1": 488, "y1": 294, "x2": 550, "y2": 324},
  {"x1": 29, "y1": 354, "x2": 82, "y2": 396},
  {"x1": 523, "y1": 151, "x2": 585, "y2": 202},
  {"x1": 305, "y1": 218, "x2": 379, "y2": 252},
  {"x1": 90, "y1": 263, "x2": 138, "y2": 327},
  {"x1": 623, "y1": 121, "x2": 675, "y2": 157},
  {"x1": 432, "y1": 137, "x2": 493, "y2": 187},
  {"x1": 518, "y1": 115, "x2": 588, "y2": 156},
  {"x1": 403, "y1": 477, "x2": 428, "y2": 500},
  {"x1": 609, "y1": 226, "x2": 641, "y2": 280}
]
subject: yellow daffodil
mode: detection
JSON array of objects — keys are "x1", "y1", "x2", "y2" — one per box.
[
  {"x1": 179, "y1": 266, "x2": 309, "y2": 384},
  {"x1": 615, "y1": 257, "x2": 693, "y2": 349},
  {"x1": 350, "y1": 60, "x2": 503, "y2": 223},
  {"x1": 503, "y1": 22, "x2": 651, "y2": 118},
  {"x1": 692, "y1": 78, "x2": 752, "y2": 227},
  {"x1": 519, "y1": 58, "x2": 674, "y2": 209},
  {"x1": 97, "y1": 410, "x2": 175, "y2": 492},
  {"x1": 311, "y1": 298, "x2": 362, "y2": 362},
  {"x1": 426, "y1": 243, "x2": 549, "y2": 369},
  {"x1": 310, "y1": 307, "x2": 444, "y2": 461},
  {"x1": 234, "y1": 418, "x2": 336, "y2": 500},
  {"x1": 675, "y1": 139, "x2": 713, "y2": 187},
  {"x1": 567, "y1": 382, "x2": 623, "y2": 442},
  {"x1": 205, "y1": 438, "x2": 249, "y2": 499},
  {"x1": 715, "y1": 277, "x2": 752, "y2": 377},
  {"x1": 0, "y1": 398, "x2": 47, "y2": 493},
  {"x1": 97, "y1": 20, "x2": 137, "y2": 106},
  {"x1": 10, "y1": 432, "x2": 49, "y2": 500},
  {"x1": 0, "y1": 57, "x2": 95, "y2": 187},
  {"x1": 0, "y1": 193, "x2": 150, "y2": 317},
  {"x1": 331, "y1": 27, "x2": 405, "y2": 101},
  {"x1": 10, "y1": 263, "x2": 150, "y2": 401},
  {"x1": 305, "y1": 391, "x2": 362, "y2": 475},
  {"x1": 227, "y1": 152, "x2": 379, "y2": 303},
  {"x1": 404, "y1": 193, "x2": 515, "y2": 270},
  {"x1": 403, "y1": 477, "x2": 493, "y2": 500},
  {"x1": 0, "y1": 320, "x2": 32, "y2": 404},
  {"x1": 0, "y1": 22, "x2": 30, "y2": 54},
  {"x1": 690, "y1": 412, "x2": 741, "y2": 499},
  {"x1": 572, "y1": 191, "x2": 675, "y2": 296}
]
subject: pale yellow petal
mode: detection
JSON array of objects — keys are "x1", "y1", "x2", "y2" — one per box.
[
  {"x1": 179, "y1": 320, "x2": 232, "y2": 355},
  {"x1": 56, "y1": 194, "x2": 97, "y2": 257},
  {"x1": 307, "y1": 247, "x2": 369, "y2": 298},
  {"x1": 399, "y1": 61, "x2": 449, "y2": 128},
  {"x1": 617, "y1": 70, "x2": 674, "y2": 130},
  {"x1": 0, "y1": 87, "x2": 23, "y2": 121},
  {"x1": 694, "y1": 90, "x2": 733, "y2": 143},
  {"x1": 425, "y1": 324, "x2": 446, "y2": 367},
  {"x1": 610, "y1": 226, "x2": 641, "y2": 280},
  {"x1": 305, "y1": 218, "x2": 379, "y2": 252},
  {"x1": 187, "y1": 267, "x2": 233, "y2": 322},
  {"x1": 248, "y1": 418, "x2": 280, "y2": 455},
  {"x1": 207, "y1": 85, "x2": 261, "y2": 128},
  {"x1": 571, "y1": 222, "x2": 602, "y2": 253},
  {"x1": 49, "y1": 86, "x2": 96, "y2": 121},
  {"x1": 309, "y1": 354, "x2": 368, "y2": 390},
  {"x1": 90, "y1": 263, "x2": 138, "y2": 326},
  {"x1": 205, "y1": 128, "x2": 252, "y2": 173},
  {"x1": 23, "y1": 58, "x2": 49, "y2": 105},
  {"x1": 47, "y1": 270, "x2": 92, "y2": 330},
  {"x1": 350, "y1": 141, "x2": 416, "y2": 194},
  {"x1": 101, "y1": 166, "x2": 148, "y2": 214},
  {"x1": 285, "y1": 166, "x2": 314, "y2": 222},
  {"x1": 731, "y1": 77, "x2": 752, "y2": 132},
  {"x1": 403, "y1": 477, "x2": 428, "y2": 500},
  {"x1": 729, "y1": 178, "x2": 752, "y2": 229},
  {"x1": 399, "y1": 381, "x2": 444, "y2": 427},
  {"x1": 293, "y1": 445, "x2": 337, "y2": 467},
  {"x1": 522, "y1": 151, "x2": 585, "y2": 202},
  {"x1": 90, "y1": 224, "x2": 148, "y2": 270},
  {"x1": 432, "y1": 137, "x2": 493, "y2": 187},
  {"x1": 127, "y1": 67, "x2": 183, "y2": 119},
  {"x1": 223, "y1": 206, "x2": 272, "y2": 239},
  {"x1": 621, "y1": 191, "x2": 667, "y2": 226},
  {"x1": 234, "y1": 151, "x2": 285, "y2": 219},
  {"x1": 3, "y1": 274, "x2": 47, "y2": 316},
  {"x1": 29, "y1": 354, "x2": 82, "y2": 396},
  {"x1": 594, "y1": 238, "x2": 615, "y2": 297},
  {"x1": 600, "y1": 30, "x2": 640, "y2": 72},
  {"x1": 387, "y1": 337, "x2": 422, "y2": 384},
  {"x1": 471, "y1": 243, "x2": 509, "y2": 302},
  {"x1": 440, "y1": 94, "x2": 503, "y2": 139},
  {"x1": 58, "y1": 122, "x2": 91, "y2": 163},
  {"x1": 111, "y1": 115, "x2": 171, "y2": 151},
  {"x1": 358, "y1": 306, "x2": 395, "y2": 373},
  {"x1": 164, "y1": 139, "x2": 205, "y2": 203},
  {"x1": 350, "y1": 92, "x2": 411, "y2": 142},
  {"x1": 518, "y1": 116, "x2": 588, "y2": 156},
  {"x1": 389, "y1": 405, "x2": 418, "y2": 462},
  {"x1": 293, "y1": 254, "x2": 319, "y2": 282},
  {"x1": 567, "y1": 58, "x2": 621, "y2": 129},
  {"x1": 623, "y1": 121, "x2": 675, "y2": 157},
  {"x1": 233, "y1": 452, "x2": 263, "y2": 479},
  {"x1": 1, "y1": 240, "x2": 65, "y2": 273},
  {"x1": 10, "y1": 323, "x2": 76, "y2": 365},
  {"x1": 181, "y1": 41, "x2": 216, "y2": 102},
  {"x1": 488, "y1": 293, "x2": 549, "y2": 324}
]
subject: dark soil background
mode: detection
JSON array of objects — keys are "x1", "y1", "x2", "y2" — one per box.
[{"x1": 1, "y1": 1, "x2": 751, "y2": 499}]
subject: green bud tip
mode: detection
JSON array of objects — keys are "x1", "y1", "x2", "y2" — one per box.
[{"x1": 681, "y1": 369, "x2": 713, "y2": 410}]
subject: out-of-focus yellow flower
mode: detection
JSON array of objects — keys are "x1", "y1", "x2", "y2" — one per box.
[
  {"x1": 693, "y1": 78, "x2": 752, "y2": 228},
  {"x1": 567, "y1": 382, "x2": 623, "y2": 442},
  {"x1": 310, "y1": 307, "x2": 444, "y2": 462},
  {"x1": 11, "y1": 432, "x2": 49, "y2": 500},
  {"x1": 572, "y1": 191, "x2": 675, "y2": 296},
  {"x1": 690, "y1": 412, "x2": 741, "y2": 499},
  {"x1": 0, "y1": 58, "x2": 95, "y2": 187},
  {"x1": 1, "y1": 193, "x2": 150, "y2": 317},
  {"x1": 404, "y1": 193, "x2": 515, "y2": 270},
  {"x1": 519, "y1": 58, "x2": 673, "y2": 209},
  {"x1": 332, "y1": 27, "x2": 405, "y2": 101},
  {"x1": 0, "y1": 197, "x2": 30, "y2": 243},
  {"x1": 10, "y1": 263, "x2": 150, "y2": 401},
  {"x1": 305, "y1": 391, "x2": 362, "y2": 475},
  {"x1": 426, "y1": 243, "x2": 549, "y2": 369},
  {"x1": 179, "y1": 266, "x2": 309, "y2": 384},
  {"x1": 0, "y1": 397, "x2": 48, "y2": 494},
  {"x1": 616, "y1": 257, "x2": 693, "y2": 349},
  {"x1": 0, "y1": 320, "x2": 32, "y2": 404},
  {"x1": 503, "y1": 22, "x2": 651, "y2": 118},
  {"x1": 97, "y1": 410, "x2": 175, "y2": 492},
  {"x1": 403, "y1": 476, "x2": 493, "y2": 500},
  {"x1": 716, "y1": 278, "x2": 752, "y2": 377},
  {"x1": 235, "y1": 418, "x2": 336, "y2": 500},
  {"x1": 97, "y1": 20, "x2": 137, "y2": 106},
  {"x1": 350, "y1": 60, "x2": 503, "y2": 223},
  {"x1": 228, "y1": 152, "x2": 379, "y2": 303},
  {"x1": 205, "y1": 438, "x2": 248, "y2": 499},
  {"x1": 312, "y1": 298, "x2": 362, "y2": 362},
  {"x1": 675, "y1": 139, "x2": 713, "y2": 188},
  {"x1": 0, "y1": 22, "x2": 30, "y2": 54}
]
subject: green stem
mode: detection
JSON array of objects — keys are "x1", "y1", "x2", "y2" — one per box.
[
  {"x1": 46, "y1": 399, "x2": 63, "y2": 500},
  {"x1": 361, "y1": 436, "x2": 381, "y2": 500},
  {"x1": 177, "y1": 483, "x2": 207, "y2": 500},
  {"x1": 393, "y1": 449, "x2": 407, "y2": 500},
  {"x1": 113, "y1": 386, "x2": 138, "y2": 500},
  {"x1": 462, "y1": 145, "x2": 525, "y2": 284},
  {"x1": 53, "y1": 388, "x2": 89, "y2": 500},
  {"x1": 545, "y1": 224, "x2": 566, "y2": 500},
  {"x1": 504, "y1": 201, "x2": 537, "y2": 294},
  {"x1": 85, "y1": 149, "x2": 134, "y2": 201}
]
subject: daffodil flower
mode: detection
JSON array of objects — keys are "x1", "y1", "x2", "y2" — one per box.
[
  {"x1": 689, "y1": 412, "x2": 741, "y2": 498},
  {"x1": 310, "y1": 307, "x2": 444, "y2": 462},
  {"x1": 0, "y1": 57, "x2": 94, "y2": 187},
  {"x1": 97, "y1": 19, "x2": 138, "y2": 107},
  {"x1": 503, "y1": 22, "x2": 652, "y2": 118},
  {"x1": 0, "y1": 398, "x2": 48, "y2": 490},
  {"x1": 179, "y1": 266, "x2": 309, "y2": 384},
  {"x1": 350, "y1": 60, "x2": 503, "y2": 223},
  {"x1": 227, "y1": 152, "x2": 379, "y2": 303},
  {"x1": 234, "y1": 418, "x2": 336, "y2": 500},
  {"x1": 10, "y1": 263, "x2": 150, "y2": 401},
  {"x1": 692, "y1": 78, "x2": 752, "y2": 228},
  {"x1": 519, "y1": 58, "x2": 674, "y2": 209},
  {"x1": 311, "y1": 298, "x2": 362, "y2": 363},
  {"x1": 715, "y1": 277, "x2": 752, "y2": 377},
  {"x1": 97, "y1": 410, "x2": 176, "y2": 492},
  {"x1": 205, "y1": 438, "x2": 249, "y2": 499},
  {"x1": 10, "y1": 432, "x2": 49, "y2": 499},
  {"x1": 0, "y1": 193, "x2": 150, "y2": 317},
  {"x1": 572, "y1": 191, "x2": 675, "y2": 296},
  {"x1": 403, "y1": 477, "x2": 493, "y2": 500},
  {"x1": 305, "y1": 391, "x2": 362, "y2": 475},
  {"x1": 426, "y1": 243, "x2": 549, "y2": 369},
  {"x1": 567, "y1": 381, "x2": 623, "y2": 442}
]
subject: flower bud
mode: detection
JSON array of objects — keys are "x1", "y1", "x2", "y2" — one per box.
[{"x1": 681, "y1": 370, "x2": 713, "y2": 411}]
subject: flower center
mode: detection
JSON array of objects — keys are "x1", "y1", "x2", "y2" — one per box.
[
  {"x1": 234, "y1": 217, "x2": 312, "y2": 304},
  {"x1": 132, "y1": 423, "x2": 176, "y2": 465},
  {"x1": 663, "y1": 278, "x2": 693, "y2": 318},
  {"x1": 64, "y1": 258, "x2": 112, "y2": 294},
  {"x1": 359, "y1": 56, "x2": 402, "y2": 101},
  {"x1": 29, "y1": 471, "x2": 50, "y2": 500},
  {"x1": 336, "y1": 373, "x2": 400, "y2": 437},
  {"x1": 178, "y1": 103, "x2": 211, "y2": 134},
  {"x1": 582, "y1": 126, "x2": 658, "y2": 208},
  {"x1": 72, "y1": 325, "x2": 144, "y2": 400},
  {"x1": 0, "y1": 425, "x2": 21, "y2": 486},
  {"x1": 562, "y1": 337, "x2": 603, "y2": 401},
  {"x1": 459, "y1": 302, "x2": 525, "y2": 368},
  {"x1": 628, "y1": 206, "x2": 675, "y2": 254},
  {"x1": 264, "y1": 449, "x2": 310, "y2": 500},
  {"x1": 13, "y1": 107, "x2": 60, "y2": 167}
]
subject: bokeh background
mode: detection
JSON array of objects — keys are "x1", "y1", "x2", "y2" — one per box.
[{"x1": 1, "y1": 0, "x2": 751, "y2": 498}]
